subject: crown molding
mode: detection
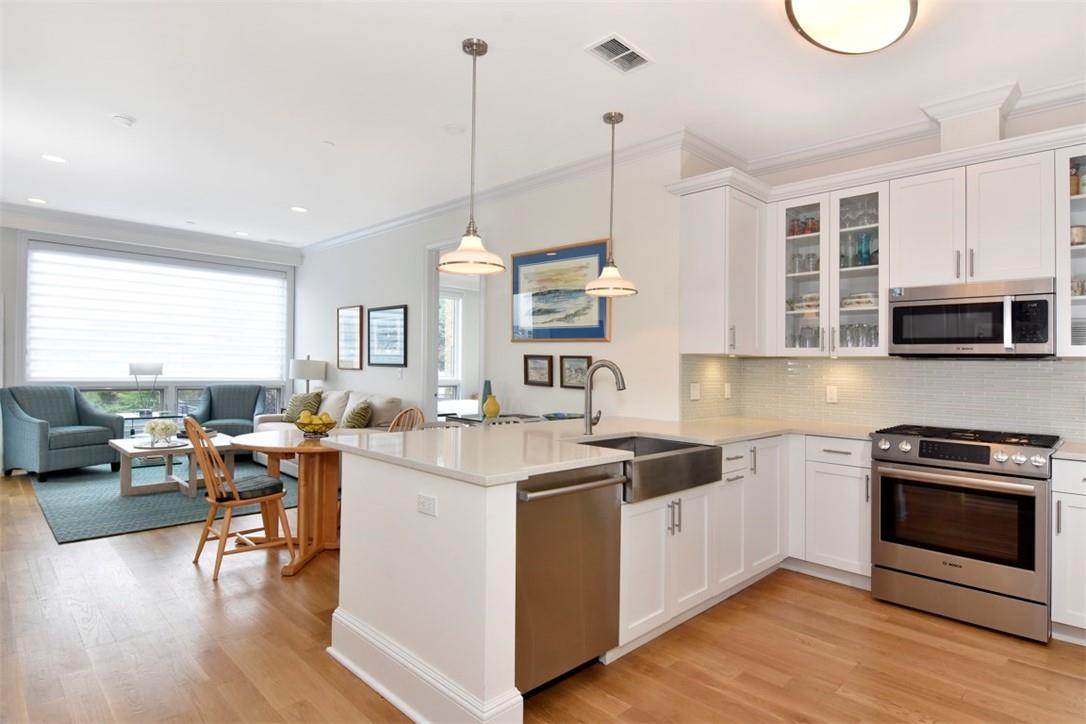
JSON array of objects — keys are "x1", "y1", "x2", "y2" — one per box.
[
  {"x1": 768, "y1": 123, "x2": 1086, "y2": 202},
  {"x1": 665, "y1": 167, "x2": 770, "y2": 200},
  {"x1": 0, "y1": 202, "x2": 303, "y2": 265},
  {"x1": 921, "y1": 83, "x2": 1021, "y2": 123},
  {"x1": 678, "y1": 129, "x2": 748, "y2": 171},
  {"x1": 1010, "y1": 79, "x2": 1086, "y2": 118},
  {"x1": 307, "y1": 128, "x2": 704, "y2": 252}
]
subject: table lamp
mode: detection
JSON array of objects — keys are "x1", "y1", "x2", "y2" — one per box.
[
  {"x1": 129, "y1": 362, "x2": 163, "y2": 414},
  {"x1": 289, "y1": 355, "x2": 326, "y2": 393}
]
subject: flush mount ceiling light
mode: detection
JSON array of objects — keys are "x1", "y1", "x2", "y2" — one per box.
[
  {"x1": 586, "y1": 112, "x2": 638, "y2": 298},
  {"x1": 290, "y1": 206, "x2": 309, "y2": 213},
  {"x1": 112, "y1": 114, "x2": 136, "y2": 128},
  {"x1": 26, "y1": 197, "x2": 47, "y2": 204},
  {"x1": 437, "y1": 38, "x2": 505, "y2": 276},
  {"x1": 786, "y1": 0, "x2": 918, "y2": 54},
  {"x1": 234, "y1": 231, "x2": 249, "y2": 237},
  {"x1": 41, "y1": 154, "x2": 68, "y2": 164}
]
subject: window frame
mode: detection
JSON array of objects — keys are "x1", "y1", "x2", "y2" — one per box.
[
  {"x1": 14, "y1": 232, "x2": 295, "y2": 392},
  {"x1": 437, "y1": 290, "x2": 464, "y2": 386}
]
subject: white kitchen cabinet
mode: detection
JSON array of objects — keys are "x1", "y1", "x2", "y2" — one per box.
[
  {"x1": 678, "y1": 186, "x2": 765, "y2": 355},
  {"x1": 778, "y1": 193, "x2": 830, "y2": 356},
  {"x1": 1052, "y1": 491, "x2": 1086, "y2": 629},
  {"x1": 1055, "y1": 144, "x2": 1086, "y2": 358},
  {"x1": 889, "y1": 167, "x2": 966, "y2": 288},
  {"x1": 618, "y1": 484, "x2": 714, "y2": 645},
  {"x1": 966, "y1": 151, "x2": 1055, "y2": 282},
  {"x1": 744, "y1": 436, "x2": 786, "y2": 575},
  {"x1": 804, "y1": 461, "x2": 871, "y2": 576},
  {"x1": 710, "y1": 471, "x2": 746, "y2": 591}
]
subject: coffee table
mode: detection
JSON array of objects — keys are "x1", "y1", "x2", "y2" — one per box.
[{"x1": 109, "y1": 434, "x2": 235, "y2": 497}]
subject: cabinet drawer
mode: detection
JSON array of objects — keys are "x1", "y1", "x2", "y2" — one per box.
[
  {"x1": 1054, "y1": 459, "x2": 1086, "y2": 496},
  {"x1": 722, "y1": 443, "x2": 749, "y2": 473},
  {"x1": 805, "y1": 436, "x2": 871, "y2": 466}
]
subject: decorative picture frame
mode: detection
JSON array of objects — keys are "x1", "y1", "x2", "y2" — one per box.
[
  {"x1": 337, "y1": 305, "x2": 363, "y2": 370},
  {"x1": 559, "y1": 355, "x2": 593, "y2": 389},
  {"x1": 511, "y1": 239, "x2": 610, "y2": 342},
  {"x1": 523, "y1": 355, "x2": 554, "y2": 387},
  {"x1": 367, "y1": 305, "x2": 407, "y2": 367}
]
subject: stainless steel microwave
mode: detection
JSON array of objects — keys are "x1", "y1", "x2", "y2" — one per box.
[{"x1": 888, "y1": 278, "x2": 1055, "y2": 357}]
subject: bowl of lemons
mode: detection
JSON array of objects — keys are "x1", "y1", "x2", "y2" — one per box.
[{"x1": 295, "y1": 410, "x2": 337, "y2": 438}]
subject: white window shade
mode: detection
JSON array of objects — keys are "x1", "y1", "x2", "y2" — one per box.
[{"x1": 25, "y1": 243, "x2": 288, "y2": 382}]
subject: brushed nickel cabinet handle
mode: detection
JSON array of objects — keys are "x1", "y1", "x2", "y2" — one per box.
[
  {"x1": 729, "y1": 325, "x2": 736, "y2": 350},
  {"x1": 725, "y1": 455, "x2": 744, "y2": 461},
  {"x1": 676, "y1": 497, "x2": 683, "y2": 534},
  {"x1": 725, "y1": 475, "x2": 744, "y2": 482},
  {"x1": 969, "y1": 248, "x2": 975, "y2": 277},
  {"x1": 865, "y1": 474, "x2": 870, "y2": 503},
  {"x1": 667, "y1": 501, "x2": 675, "y2": 535},
  {"x1": 1056, "y1": 499, "x2": 1062, "y2": 535},
  {"x1": 820, "y1": 327, "x2": 825, "y2": 352},
  {"x1": 822, "y1": 448, "x2": 853, "y2": 455},
  {"x1": 955, "y1": 250, "x2": 961, "y2": 278},
  {"x1": 830, "y1": 326, "x2": 836, "y2": 354},
  {"x1": 750, "y1": 446, "x2": 758, "y2": 475}
]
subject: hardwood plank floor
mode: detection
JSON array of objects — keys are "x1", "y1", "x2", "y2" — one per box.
[{"x1": 3, "y1": 472, "x2": 1083, "y2": 723}]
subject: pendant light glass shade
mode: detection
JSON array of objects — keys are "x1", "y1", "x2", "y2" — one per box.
[
  {"x1": 587, "y1": 111, "x2": 638, "y2": 298},
  {"x1": 785, "y1": 0, "x2": 918, "y2": 55},
  {"x1": 438, "y1": 38, "x2": 505, "y2": 276}
]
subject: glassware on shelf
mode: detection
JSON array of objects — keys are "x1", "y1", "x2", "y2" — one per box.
[
  {"x1": 790, "y1": 253, "x2": 805, "y2": 274},
  {"x1": 799, "y1": 326, "x2": 818, "y2": 348},
  {"x1": 805, "y1": 216, "x2": 819, "y2": 233},
  {"x1": 804, "y1": 253, "x2": 819, "y2": 272},
  {"x1": 857, "y1": 232, "x2": 872, "y2": 266}
]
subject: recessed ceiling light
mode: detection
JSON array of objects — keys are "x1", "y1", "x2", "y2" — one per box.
[
  {"x1": 234, "y1": 231, "x2": 249, "y2": 237},
  {"x1": 289, "y1": 206, "x2": 309, "y2": 213},
  {"x1": 320, "y1": 140, "x2": 336, "y2": 148},
  {"x1": 786, "y1": 0, "x2": 918, "y2": 54},
  {"x1": 185, "y1": 220, "x2": 196, "y2": 225},
  {"x1": 41, "y1": 154, "x2": 68, "y2": 164},
  {"x1": 112, "y1": 114, "x2": 137, "y2": 128},
  {"x1": 26, "y1": 197, "x2": 47, "y2": 204}
]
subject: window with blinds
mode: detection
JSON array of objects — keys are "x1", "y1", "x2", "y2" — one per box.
[{"x1": 25, "y1": 243, "x2": 289, "y2": 382}]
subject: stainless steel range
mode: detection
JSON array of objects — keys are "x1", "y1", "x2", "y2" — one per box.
[{"x1": 870, "y1": 424, "x2": 1059, "y2": 642}]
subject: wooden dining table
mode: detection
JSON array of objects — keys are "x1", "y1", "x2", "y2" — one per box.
[{"x1": 230, "y1": 429, "x2": 341, "y2": 576}]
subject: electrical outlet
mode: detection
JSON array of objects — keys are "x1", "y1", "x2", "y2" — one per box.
[
  {"x1": 689, "y1": 382, "x2": 701, "y2": 401},
  {"x1": 826, "y1": 385, "x2": 838, "y2": 404},
  {"x1": 417, "y1": 494, "x2": 438, "y2": 517},
  {"x1": 724, "y1": 383, "x2": 732, "y2": 400}
]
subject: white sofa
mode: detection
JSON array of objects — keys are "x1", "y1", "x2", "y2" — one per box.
[{"x1": 253, "y1": 390, "x2": 403, "y2": 477}]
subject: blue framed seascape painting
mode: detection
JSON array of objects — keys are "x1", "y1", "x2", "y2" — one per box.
[{"x1": 511, "y1": 239, "x2": 610, "y2": 341}]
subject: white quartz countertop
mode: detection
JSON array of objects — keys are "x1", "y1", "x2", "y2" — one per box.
[
  {"x1": 323, "y1": 416, "x2": 874, "y2": 487},
  {"x1": 1054, "y1": 441, "x2": 1086, "y2": 462}
]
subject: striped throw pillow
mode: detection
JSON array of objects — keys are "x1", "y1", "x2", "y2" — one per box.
[
  {"x1": 343, "y1": 401, "x2": 373, "y2": 429},
  {"x1": 284, "y1": 392, "x2": 322, "y2": 422}
]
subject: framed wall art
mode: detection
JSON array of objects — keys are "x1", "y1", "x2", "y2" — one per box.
[
  {"x1": 511, "y1": 239, "x2": 610, "y2": 342},
  {"x1": 368, "y1": 304, "x2": 407, "y2": 367},
  {"x1": 523, "y1": 355, "x2": 553, "y2": 386},
  {"x1": 337, "y1": 305, "x2": 363, "y2": 369},
  {"x1": 559, "y1": 355, "x2": 592, "y2": 389}
]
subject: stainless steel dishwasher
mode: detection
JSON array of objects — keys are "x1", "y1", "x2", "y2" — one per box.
[{"x1": 515, "y1": 462, "x2": 624, "y2": 693}]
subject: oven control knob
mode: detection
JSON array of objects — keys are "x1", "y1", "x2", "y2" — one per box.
[
  {"x1": 1011, "y1": 453, "x2": 1027, "y2": 465},
  {"x1": 898, "y1": 441, "x2": 913, "y2": 453},
  {"x1": 993, "y1": 450, "x2": 1009, "y2": 463},
  {"x1": 1030, "y1": 455, "x2": 1046, "y2": 467},
  {"x1": 878, "y1": 439, "x2": 891, "y2": 450}
]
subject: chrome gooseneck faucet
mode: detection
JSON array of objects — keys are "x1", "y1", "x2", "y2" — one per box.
[{"x1": 584, "y1": 359, "x2": 626, "y2": 435}]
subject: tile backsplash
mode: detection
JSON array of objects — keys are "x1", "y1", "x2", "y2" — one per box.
[{"x1": 681, "y1": 355, "x2": 1086, "y2": 441}]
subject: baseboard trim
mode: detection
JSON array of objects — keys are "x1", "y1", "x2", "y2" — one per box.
[
  {"x1": 1052, "y1": 622, "x2": 1086, "y2": 647},
  {"x1": 328, "y1": 608, "x2": 523, "y2": 723},
  {"x1": 779, "y1": 558, "x2": 872, "y2": 591}
]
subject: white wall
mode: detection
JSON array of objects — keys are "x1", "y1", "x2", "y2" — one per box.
[{"x1": 296, "y1": 148, "x2": 685, "y2": 419}]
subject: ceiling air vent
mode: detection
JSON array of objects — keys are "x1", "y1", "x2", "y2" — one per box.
[{"x1": 586, "y1": 34, "x2": 652, "y2": 73}]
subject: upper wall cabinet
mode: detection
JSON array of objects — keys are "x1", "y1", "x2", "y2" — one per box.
[
  {"x1": 1056, "y1": 144, "x2": 1086, "y2": 358},
  {"x1": 679, "y1": 186, "x2": 765, "y2": 355},
  {"x1": 889, "y1": 167, "x2": 966, "y2": 288},
  {"x1": 890, "y1": 151, "x2": 1056, "y2": 288}
]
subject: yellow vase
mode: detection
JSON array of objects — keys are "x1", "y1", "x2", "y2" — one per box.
[{"x1": 482, "y1": 393, "x2": 501, "y2": 419}]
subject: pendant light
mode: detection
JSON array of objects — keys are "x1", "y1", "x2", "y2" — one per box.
[
  {"x1": 437, "y1": 38, "x2": 505, "y2": 275},
  {"x1": 586, "y1": 112, "x2": 638, "y2": 297}
]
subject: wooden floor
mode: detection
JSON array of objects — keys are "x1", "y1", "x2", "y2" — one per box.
[{"x1": 3, "y1": 473, "x2": 1084, "y2": 724}]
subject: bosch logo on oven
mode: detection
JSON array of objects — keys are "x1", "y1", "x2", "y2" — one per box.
[{"x1": 942, "y1": 561, "x2": 963, "y2": 569}]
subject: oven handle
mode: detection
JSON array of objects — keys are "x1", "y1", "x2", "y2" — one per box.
[
  {"x1": 875, "y1": 463, "x2": 1037, "y2": 496},
  {"x1": 1003, "y1": 295, "x2": 1014, "y2": 351}
]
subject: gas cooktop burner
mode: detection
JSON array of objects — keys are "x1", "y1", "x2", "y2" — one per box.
[{"x1": 875, "y1": 425, "x2": 1059, "y2": 449}]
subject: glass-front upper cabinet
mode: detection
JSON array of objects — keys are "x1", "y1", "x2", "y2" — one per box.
[
  {"x1": 1056, "y1": 144, "x2": 1086, "y2": 357},
  {"x1": 829, "y1": 182, "x2": 889, "y2": 356},
  {"x1": 779, "y1": 194, "x2": 829, "y2": 356}
]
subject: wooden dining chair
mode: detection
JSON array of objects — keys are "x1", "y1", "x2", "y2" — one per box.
[
  {"x1": 184, "y1": 417, "x2": 295, "y2": 581},
  {"x1": 388, "y1": 406, "x2": 426, "y2": 432}
]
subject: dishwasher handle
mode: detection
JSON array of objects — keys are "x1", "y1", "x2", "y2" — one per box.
[{"x1": 518, "y1": 476, "x2": 625, "y2": 503}]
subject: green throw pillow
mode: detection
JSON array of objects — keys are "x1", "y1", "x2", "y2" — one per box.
[
  {"x1": 343, "y1": 401, "x2": 373, "y2": 429},
  {"x1": 284, "y1": 391, "x2": 322, "y2": 422}
]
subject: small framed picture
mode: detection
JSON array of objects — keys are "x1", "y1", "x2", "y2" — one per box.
[
  {"x1": 368, "y1": 305, "x2": 407, "y2": 367},
  {"x1": 337, "y1": 305, "x2": 363, "y2": 370},
  {"x1": 560, "y1": 355, "x2": 592, "y2": 389},
  {"x1": 523, "y1": 355, "x2": 554, "y2": 387}
]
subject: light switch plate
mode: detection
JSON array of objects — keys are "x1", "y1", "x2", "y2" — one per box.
[
  {"x1": 417, "y1": 494, "x2": 438, "y2": 517},
  {"x1": 689, "y1": 383, "x2": 701, "y2": 401},
  {"x1": 826, "y1": 385, "x2": 838, "y2": 404}
]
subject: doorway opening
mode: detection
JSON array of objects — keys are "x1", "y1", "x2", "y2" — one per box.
[{"x1": 424, "y1": 245, "x2": 485, "y2": 419}]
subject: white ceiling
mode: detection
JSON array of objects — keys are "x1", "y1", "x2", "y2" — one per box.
[{"x1": 2, "y1": 1, "x2": 1084, "y2": 247}]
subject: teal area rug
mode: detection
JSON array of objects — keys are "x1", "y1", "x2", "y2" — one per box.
[{"x1": 31, "y1": 460, "x2": 297, "y2": 544}]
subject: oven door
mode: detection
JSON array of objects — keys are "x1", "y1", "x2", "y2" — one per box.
[
  {"x1": 872, "y1": 461, "x2": 1048, "y2": 603},
  {"x1": 888, "y1": 294, "x2": 1054, "y2": 356}
]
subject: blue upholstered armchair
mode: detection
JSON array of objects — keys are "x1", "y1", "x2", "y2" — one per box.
[
  {"x1": 1, "y1": 385, "x2": 123, "y2": 481},
  {"x1": 189, "y1": 384, "x2": 266, "y2": 437}
]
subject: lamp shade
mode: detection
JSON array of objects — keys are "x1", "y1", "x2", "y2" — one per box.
[
  {"x1": 437, "y1": 233, "x2": 505, "y2": 275},
  {"x1": 289, "y1": 358, "x2": 326, "y2": 381},
  {"x1": 128, "y1": 362, "x2": 163, "y2": 376},
  {"x1": 585, "y1": 262, "x2": 639, "y2": 297}
]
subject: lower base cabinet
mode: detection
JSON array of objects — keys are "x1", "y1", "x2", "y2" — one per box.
[
  {"x1": 1052, "y1": 491, "x2": 1086, "y2": 628},
  {"x1": 804, "y1": 461, "x2": 871, "y2": 576}
]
